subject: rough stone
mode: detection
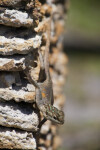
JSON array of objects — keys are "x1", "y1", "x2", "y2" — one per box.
[
  {"x1": 0, "y1": 56, "x2": 26, "y2": 71},
  {"x1": 0, "y1": 35, "x2": 41, "y2": 55},
  {"x1": 0, "y1": 88, "x2": 35, "y2": 103},
  {"x1": 0, "y1": 0, "x2": 67, "y2": 149},
  {"x1": 50, "y1": 48, "x2": 68, "y2": 75},
  {"x1": 0, "y1": 0, "x2": 27, "y2": 8},
  {"x1": 0, "y1": 126, "x2": 36, "y2": 149},
  {"x1": 41, "y1": 4, "x2": 52, "y2": 16},
  {"x1": 0, "y1": 53, "x2": 38, "y2": 71},
  {"x1": 0, "y1": 101, "x2": 39, "y2": 131},
  {"x1": 41, "y1": 121, "x2": 51, "y2": 134},
  {"x1": 0, "y1": 8, "x2": 33, "y2": 27},
  {"x1": 34, "y1": 18, "x2": 49, "y2": 32},
  {"x1": 0, "y1": 71, "x2": 39, "y2": 90}
]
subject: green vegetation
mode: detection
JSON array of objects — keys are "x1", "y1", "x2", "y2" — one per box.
[
  {"x1": 67, "y1": 0, "x2": 100, "y2": 36},
  {"x1": 66, "y1": 52, "x2": 100, "y2": 103}
]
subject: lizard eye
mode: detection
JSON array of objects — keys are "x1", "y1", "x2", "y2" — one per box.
[{"x1": 54, "y1": 116, "x2": 57, "y2": 120}]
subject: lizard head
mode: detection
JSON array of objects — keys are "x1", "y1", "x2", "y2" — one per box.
[{"x1": 42, "y1": 104, "x2": 64, "y2": 124}]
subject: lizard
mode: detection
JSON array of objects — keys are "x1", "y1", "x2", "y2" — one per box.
[{"x1": 25, "y1": 18, "x2": 64, "y2": 125}]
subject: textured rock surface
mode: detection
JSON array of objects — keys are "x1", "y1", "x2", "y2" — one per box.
[
  {"x1": 0, "y1": 88, "x2": 35, "y2": 103},
  {"x1": 0, "y1": 8, "x2": 33, "y2": 27},
  {"x1": 0, "y1": 35, "x2": 41, "y2": 55},
  {"x1": 0, "y1": 101, "x2": 39, "y2": 131},
  {"x1": 34, "y1": 18, "x2": 49, "y2": 33},
  {"x1": 0, "y1": 57, "x2": 26, "y2": 71},
  {"x1": 0, "y1": 53, "x2": 38, "y2": 71},
  {"x1": 0, "y1": 0, "x2": 68, "y2": 149},
  {"x1": 0, "y1": 0, "x2": 27, "y2": 8},
  {"x1": 0, "y1": 126, "x2": 36, "y2": 149}
]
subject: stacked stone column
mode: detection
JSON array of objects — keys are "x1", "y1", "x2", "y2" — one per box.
[{"x1": 0, "y1": 0, "x2": 68, "y2": 149}]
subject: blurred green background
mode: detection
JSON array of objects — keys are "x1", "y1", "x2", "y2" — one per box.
[
  {"x1": 59, "y1": 0, "x2": 100, "y2": 150},
  {"x1": 67, "y1": 0, "x2": 100, "y2": 36}
]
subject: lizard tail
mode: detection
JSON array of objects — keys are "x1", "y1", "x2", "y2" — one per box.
[{"x1": 44, "y1": 18, "x2": 51, "y2": 80}]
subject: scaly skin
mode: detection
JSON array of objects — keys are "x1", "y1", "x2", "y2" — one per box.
[
  {"x1": 35, "y1": 78, "x2": 64, "y2": 124},
  {"x1": 25, "y1": 18, "x2": 64, "y2": 125},
  {"x1": 42, "y1": 103, "x2": 64, "y2": 124}
]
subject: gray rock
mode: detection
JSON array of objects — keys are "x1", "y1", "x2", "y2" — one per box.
[
  {"x1": 0, "y1": 53, "x2": 38, "y2": 71},
  {"x1": 0, "y1": 88, "x2": 35, "y2": 103},
  {"x1": 0, "y1": 101, "x2": 39, "y2": 131},
  {"x1": 0, "y1": 126, "x2": 36, "y2": 149},
  {"x1": 0, "y1": 0, "x2": 27, "y2": 8},
  {"x1": 0, "y1": 35, "x2": 41, "y2": 55},
  {"x1": 0, "y1": 8, "x2": 33, "y2": 27},
  {"x1": 0, "y1": 57, "x2": 25, "y2": 71}
]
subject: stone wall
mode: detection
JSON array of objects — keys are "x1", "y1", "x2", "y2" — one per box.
[{"x1": 0, "y1": 0, "x2": 68, "y2": 149}]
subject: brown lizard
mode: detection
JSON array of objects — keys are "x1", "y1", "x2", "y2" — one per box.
[{"x1": 25, "y1": 18, "x2": 64, "y2": 125}]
